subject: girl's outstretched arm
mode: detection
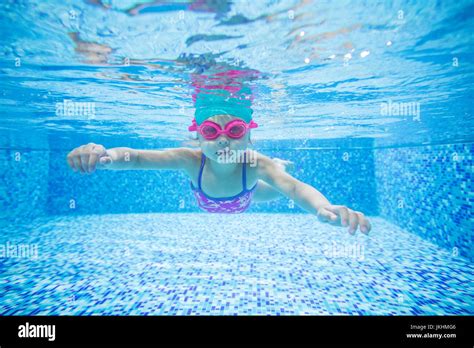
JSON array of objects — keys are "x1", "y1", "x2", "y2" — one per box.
[
  {"x1": 256, "y1": 153, "x2": 372, "y2": 235},
  {"x1": 66, "y1": 143, "x2": 195, "y2": 173}
]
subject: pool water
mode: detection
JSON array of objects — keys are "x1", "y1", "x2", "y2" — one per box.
[
  {"x1": 1, "y1": 213, "x2": 472, "y2": 315},
  {"x1": 1, "y1": 0, "x2": 473, "y2": 316}
]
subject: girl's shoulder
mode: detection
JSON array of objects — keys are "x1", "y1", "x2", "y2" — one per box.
[
  {"x1": 179, "y1": 147, "x2": 203, "y2": 173},
  {"x1": 251, "y1": 151, "x2": 294, "y2": 175},
  {"x1": 181, "y1": 147, "x2": 202, "y2": 159}
]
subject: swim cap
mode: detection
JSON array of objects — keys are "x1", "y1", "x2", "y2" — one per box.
[{"x1": 194, "y1": 87, "x2": 253, "y2": 125}]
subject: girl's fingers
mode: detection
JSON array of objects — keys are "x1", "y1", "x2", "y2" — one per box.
[
  {"x1": 317, "y1": 207, "x2": 338, "y2": 223},
  {"x1": 321, "y1": 206, "x2": 372, "y2": 235},
  {"x1": 88, "y1": 153, "x2": 99, "y2": 173},
  {"x1": 91, "y1": 144, "x2": 106, "y2": 155},
  {"x1": 348, "y1": 211, "x2": 359, "y2": 235},
  {"x1": 356, "y1": 212, "x2": 372, "y2": 234},
  {"x1": 67, "y1": 144, "x2": 108, "y2": 174},
  {"x1": 333, "y1": 206, "x2": 349, "y2": 226},
  {"x1": 99, "y1": 156, "x2": 112, "y2": 165},
  {"x1": 67, "y1": 153, "x2": 77, "y2": 171},
  {"x1": 73, "y1": 156, "x2": 84, "y2": 173},
  {"x1": 80, "y1": 154, "x2": 89, "y2": 173}
]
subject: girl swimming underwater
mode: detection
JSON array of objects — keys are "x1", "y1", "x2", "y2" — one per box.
[{"x1": 66, "y1": 89, "x2": 372, "y2": 235}]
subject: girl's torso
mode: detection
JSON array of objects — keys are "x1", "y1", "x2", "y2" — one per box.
[
  {"x1": 187, "y1": 149, "x2": 258, "y2": 198},
  {"x1": 186, "y1": 150, "x2": 259, "y2": 213}
]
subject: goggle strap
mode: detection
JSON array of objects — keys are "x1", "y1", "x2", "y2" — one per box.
[
  {"x1": 188, "y1": 119, "x2": 198, "y2": 131},
  {"x1": 248, "y1": 120, "x2": 258, "y2": 129}
]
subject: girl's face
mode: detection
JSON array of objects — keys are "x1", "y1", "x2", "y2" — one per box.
[{"x1": 198, "y1": 115, "x2": 251, "y2": 162}]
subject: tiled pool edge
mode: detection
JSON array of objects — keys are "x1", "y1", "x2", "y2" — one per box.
[{"x1": 374, "y1": 143, "x2": 473, "y2": 261}]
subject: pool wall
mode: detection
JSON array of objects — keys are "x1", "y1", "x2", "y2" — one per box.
[
  {"x1": 374, "y1": 143, "x2": 473, "y2": 260},
  {"x1": 1, "y1": 139, "x2": 472, "y2": 260},
  {"x1": 0, "y1": 149, "x2": 49, "y2": 222},
  {"x1": 41, "y1": 141, "x2": 378, "y2": 216}
]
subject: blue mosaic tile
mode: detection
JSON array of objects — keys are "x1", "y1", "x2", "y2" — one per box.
[
  {"x1": 0, "y1": 213, "x2": 472, "y2": 315},
  {"x1": 374, "y1": 143, "x2": 474, "y2": 260}
]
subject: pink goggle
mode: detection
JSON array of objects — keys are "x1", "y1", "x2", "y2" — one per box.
[{"x1": 188, "y1": 119, "x2": 258, "y2": 140}]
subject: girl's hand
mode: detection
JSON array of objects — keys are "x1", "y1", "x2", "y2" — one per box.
[
  {"x1": 67, "y1": 143, "x2": 112, "y2": 174},
  {"x1": 317, "y1": 205, "x2": 372, "y2": 235}
]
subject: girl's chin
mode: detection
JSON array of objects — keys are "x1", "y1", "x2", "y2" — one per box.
[
  {"x1": 201, "y1": 151, "x2": 220, "y2": 160},
  {"x1": 202, "y1": 149, "x2": 233, "y2": 161},
  {"x1": 215, "y1": 148, "x2": 232, "y2": 156}
]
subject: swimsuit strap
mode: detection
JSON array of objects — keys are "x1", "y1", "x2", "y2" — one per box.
[
  {"x1": 199, "y1": 151, "x2": 249, "y2": 192},
  {"x1": 198, "y1": 153, "x2": 206, "y2": 191},
  {"x1": 242, "y1": 152, "x2": 247, "y2": 191}
]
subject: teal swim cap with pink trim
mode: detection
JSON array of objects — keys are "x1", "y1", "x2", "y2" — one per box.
[{"x1": 194, "y1": 88, "x2": 253, "y2": 125}]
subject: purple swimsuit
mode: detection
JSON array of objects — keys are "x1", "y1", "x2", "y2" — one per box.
[{"x1": 191, "y1": 153, "x2": 257, "y2": 213}]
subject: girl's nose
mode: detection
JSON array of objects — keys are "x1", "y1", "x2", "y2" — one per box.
[{"x1": 217, "y1": 136, "x2": 229, "y2": 146}]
